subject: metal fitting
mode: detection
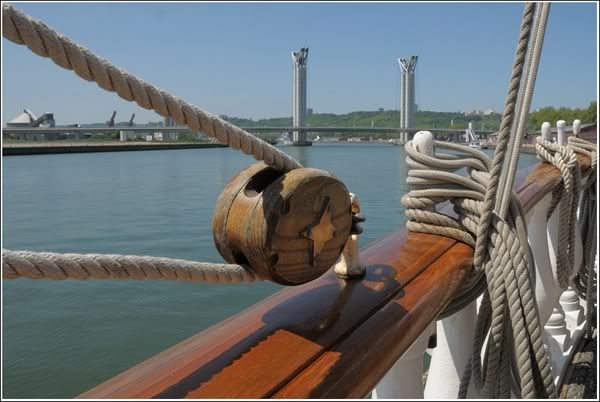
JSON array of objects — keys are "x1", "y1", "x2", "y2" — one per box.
[{"x1": 334, "y1": 193, "x2": 366, "y2": 279}]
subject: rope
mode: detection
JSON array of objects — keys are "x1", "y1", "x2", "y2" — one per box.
[
  {"x1": 1, "y1": 4, "x2": 302, "y2": 287},
  {"x1": 464, "y1": 4, "x2": 555, "y2": 397},
  {"x1": 535, "y1": 136, "x2": 580, "y2": 290},
  {"x1": 402, "y1": 140, "x2": 492, "y2": 310},
  {"x1": 402, "y1": 3, "x2": 557, "y2": 398},
  {"x1": 1, "y1": 4, "x2": 302, "y2": 173},
  {"x1": 567, "y1": 137, "x2": 597, "y2": 332},
  {"x1": 2, "y1": 249, "x2": 260, "y2": 283}
]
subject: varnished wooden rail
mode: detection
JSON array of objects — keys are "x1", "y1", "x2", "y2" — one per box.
[{"x1": 79, "y1": 155, "x2": 590, "y2": 399}]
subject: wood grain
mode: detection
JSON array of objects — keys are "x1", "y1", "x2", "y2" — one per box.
[
  {"x1": 213, "y1": 162, "x2": 352, "y2": 285},
  {"x1": 274, "y1": 243, "x2": 472, "y2": 398},
  {"x1": 79, "y1": 231, "x2": 456, "y2": 398}
]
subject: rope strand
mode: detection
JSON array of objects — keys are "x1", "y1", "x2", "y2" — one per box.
[
  {"x1": 535, "y1": 135, "x2": 580, "y2": 289},
  {"x1": 402, "y1": 3, "x2": 557, "y2": 397},
  {"x1": 1, "y1": 3, "x2": 301, "y2": 173},
  {"x1": 2, "y1": 249, "x2": 260, "y2": 283}
]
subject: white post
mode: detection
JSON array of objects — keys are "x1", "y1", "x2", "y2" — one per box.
[
  {"x1": 573, "y1": 119, "x2": 581, "y2": 136},
  {"x1": 409, "y1": 130, "x2": 477, "y2": 399},
  {"x1": 526, "y1": 194, "x2": 559, "y2": 324},
  {"x1": 412, "y1": 131, "x2": 435, "y2": 155},
  {"x1": 372, "y1": 130, "x2": 436, "y2": 399},
  {"x1": 541, "y1": 122, "x2": 552, "y2": 141},
  {"x1": 424, "y1": 301, "x2": 476, "y2": 399},
  {"x1": 544, "y1": 183, "x2": 588, "y2": 384},
  {"x1": 560, "y1": 285, "x2": 585, "y2": 329},
  {"x1": 372, "y1": 324, "x2": 436, "y2": 399},
  {"x1": 556, "y1": 120, "x2": 566, "y2": 145}
]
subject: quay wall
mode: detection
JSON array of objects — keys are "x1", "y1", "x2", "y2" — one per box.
[{"x1": 2, "y1": 142, "x2": 228, "y2": 156}]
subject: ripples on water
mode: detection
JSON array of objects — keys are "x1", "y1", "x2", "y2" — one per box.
[{"x1": 2, "y1": 145, "x2": 538, "y2": 398}]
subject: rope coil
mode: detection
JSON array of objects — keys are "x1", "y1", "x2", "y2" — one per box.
[
  {"x1": 403, "y1": 3, "x2": 557, "y2": 398},
  {"x1": 535, "y1": 136, "x2": 580, "y2": 289}
]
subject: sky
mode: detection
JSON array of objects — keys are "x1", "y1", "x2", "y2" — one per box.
[{"x1": 2, "y1": 1, "x2": 597, "y2": 125}]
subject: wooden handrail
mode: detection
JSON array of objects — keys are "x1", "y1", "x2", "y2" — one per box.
[{"x1": 79, "y1": 155, "x2": 590, "y2": 399}]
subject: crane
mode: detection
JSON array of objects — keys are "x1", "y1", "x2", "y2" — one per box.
[{"x1": 106, "y1": 111, "x2": 117, "y2": 127}]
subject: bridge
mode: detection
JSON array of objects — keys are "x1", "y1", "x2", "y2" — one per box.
[{"x1": 2, "y1": 126, "x2": 496, "y2": 136}]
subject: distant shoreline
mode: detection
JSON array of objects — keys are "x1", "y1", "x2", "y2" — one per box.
[
  {"x1": 2, "y1": 142, "x2": 228, "y2": 156},
  {"x1": 2, "y1": 140, "x2": 539, "y2": 156}
]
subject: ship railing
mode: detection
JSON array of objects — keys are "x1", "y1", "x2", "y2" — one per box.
[{"x1": 78, "y1": 153, "x2": 593, "y2": 399}]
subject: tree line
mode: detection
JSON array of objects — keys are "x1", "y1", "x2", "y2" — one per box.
[{"x1": 219, "y1": 101, "x2": 595, "y2": 132}]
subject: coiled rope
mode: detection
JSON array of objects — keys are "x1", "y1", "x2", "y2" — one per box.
[
  {"x1": 535, "y1": 135, "x2": 580, "y2": 290},
  {"x1": 1, "y1": 3, "x2": 301, "y2": 173},
  {"x1": 1, "y1": 3, "x2": 305, "y2": 283},
  {"x1": 402, "y1": 140, "x2": 492, "y2": 313},
  {"x1": 403, "y1": 3, "x2": 557, "y2": 398},
  {"x1": 2, "y1": 250, "x2": 260, "y2": 283}
]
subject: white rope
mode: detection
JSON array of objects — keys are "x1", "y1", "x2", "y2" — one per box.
[
  {"x1": 403, "y1": 3, "x2": 556, "y2": 398},
  {"x1": 2, "y1": 249, "x2": 260, "y2": 283},
  {"x1": 1, "y1": 3, "x2": 302, "y2": 172},
  {"x1": 535, "y1": 136, "x2": 580, "y2": 289},
  {"x1": 568, "y1": 137, "x2": 598, "y2": 330},
  {"x1": 0, "y1": 3, "x2": 303, "y2": 287}
]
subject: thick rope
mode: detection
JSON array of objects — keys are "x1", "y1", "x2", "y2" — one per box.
[
  {"x1": 402, "y1": 140, "x2": 492, "y2": 313},
  {"x1": 2, "y1": 249, "x2": 260, "y2": 283},
  {"x1": 567, "y1": 137, "x2": 598, "y2": 330},
  {"x1": 1, "y1": 4, "x2": 303, "y2": 287},
  {"x1": 403, "y1": 3, "x2": 557, "y2": 398},
  {"x1": 535, "y1": 136, "x2": 580, "y2": 290},
  {"x1": 463, "y1": 4, "x2": 555, "y2": 397},
  {"x1": 1, "y1": 4, "x2": 301, "y2": 173}
]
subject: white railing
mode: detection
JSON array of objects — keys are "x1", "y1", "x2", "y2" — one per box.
[{"x1": 371, "y1": 120, "x2": 594, "y2": 399}]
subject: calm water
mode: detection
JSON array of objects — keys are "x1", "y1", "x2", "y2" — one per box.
[{"x1": 2, "y1": 144, "x2": 538, "y2": 398}]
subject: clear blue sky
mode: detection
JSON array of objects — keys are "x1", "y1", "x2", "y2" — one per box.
[{"x1": 2, "y1": 2, "x2": 597, "y2": 124}]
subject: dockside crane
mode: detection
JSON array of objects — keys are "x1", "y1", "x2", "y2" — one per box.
[{"x1": 106, "y1": 111, "x2": 117, "y2": 127}]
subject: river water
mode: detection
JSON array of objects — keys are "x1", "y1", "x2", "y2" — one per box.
[{"x1": 2, "y1": 144, "x2": 538, "y2": 398}]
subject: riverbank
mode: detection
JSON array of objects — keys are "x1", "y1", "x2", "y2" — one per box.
[{"x1": 2, "y1": 142, "x2": 228, "y2": 156}]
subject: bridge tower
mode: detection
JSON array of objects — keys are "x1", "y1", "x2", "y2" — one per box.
[
  {"x1": 291, "y1": 47, "x2": 311, "y2": 146},
  {"x1": 398, "y1": 55, "x2": 418, "y2": 144}
]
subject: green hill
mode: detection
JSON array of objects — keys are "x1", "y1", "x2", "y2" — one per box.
[
  {"x1": 221, "y1": 110, "x2": 502, "y2": 131},
  {"x1": 219, "y1": 101, "x2": 595, "y2": 138}
]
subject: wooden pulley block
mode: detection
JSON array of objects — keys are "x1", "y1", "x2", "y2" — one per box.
[{"x1": 213, "y1": 162, "x2": 353, "y2": 285}]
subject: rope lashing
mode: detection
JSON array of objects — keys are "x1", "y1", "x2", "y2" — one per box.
[
  {"x1": 403, "y1": 3, "x2": 556, "y2": 398},
  {"x1": 535, "y1": 135, "x2": 580, "y2": 290},
  {"x1": 464, "y1": 3, "x2": 555, "y2": 398},
  {"x1": 1, "y1": 4, "x2": 301, "y2": 173},
  {"x1": 402, "y1": 140, "x2": 493, "y2": 313},
  {"x1": 567, "y1": 136, "x2": 597, "y2": 328},
  {"x1": 2, "y1": 249, "x2": 260, "y2": 283}
]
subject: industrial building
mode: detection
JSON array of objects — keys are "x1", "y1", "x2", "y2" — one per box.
[
  {"x1": 5, "y1": 109, "x2": 58, "y2": 140},
  {"x1": 7, "y1": 109, "x2": 55, "y2": 128},
  {"x1": 161, "y1": 116, "x2": 179, "y2": 141}
]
